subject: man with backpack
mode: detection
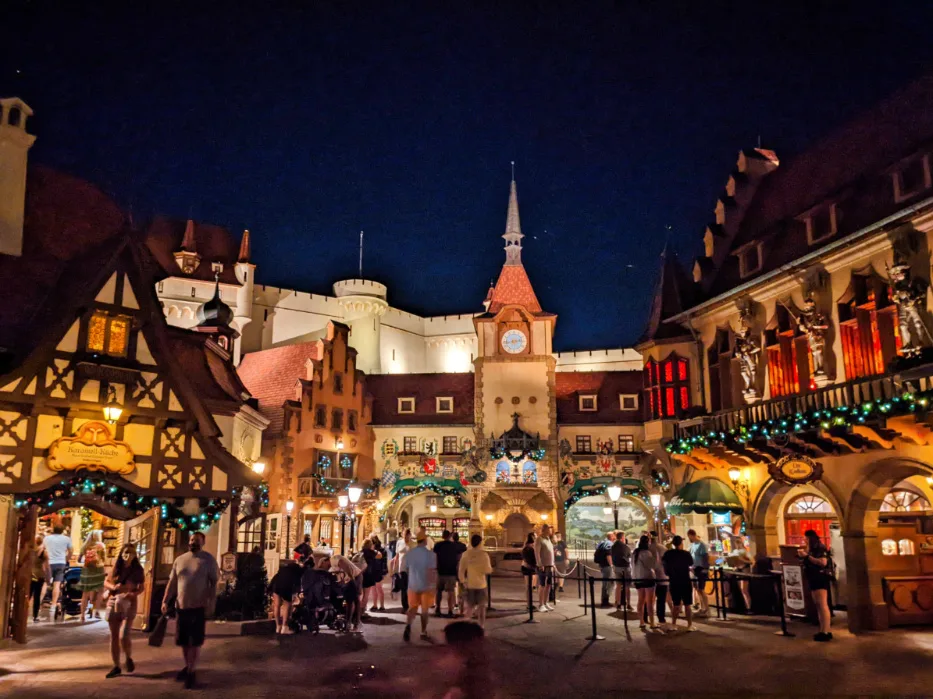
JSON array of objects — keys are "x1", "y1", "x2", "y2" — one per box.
[{"x1": 593, "y1": 532, "x2": 615, "y2": 608}]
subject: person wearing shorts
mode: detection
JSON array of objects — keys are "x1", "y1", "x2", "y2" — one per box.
[
  {"x1": 688, "y1": 529, "x2": 710, "y2": 617},
  {"x1": 43, "y1": 524, "x2": 72, "y2": 620},
  {"x1": 433, "y1": 530, "x2": 459, "y2": 617},
  {"x1": 459, "y1": 534, "x2": 493, "y2": 628},
  {"x1": 401, "y1": 529, "x2": 437, "y2": 641},
  {"x1": 534, "y1": 524, "x2": 555, "y2": 613},
  {"x1": 663, "y1": 535, "x2": 696, "y2": 631}
]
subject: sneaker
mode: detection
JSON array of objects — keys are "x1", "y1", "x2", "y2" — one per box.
[
  {"x1": 176, "y1": 666, "x2": 189, "y2": 682},
  {"x1": 370, "y1": 605, "x2": 379, "y2": 612},
  {"x1": 686, "y1": 624, "x2": 697, "y2": 632},
  {"x1": 125, "y1": 657, "x2": 135, "y2": 673},
  {"x1": 106, "y1": 666, "x2": 121, "y2": 679},
  {"x1": 545, "y1": 604, "x2": 555, "y2": 611},
  {"x1": 694, "y1": 609, "x2": 709, "y2": 618},
  {"x1": 420, "y1": 632, "x2": 430, "y2": 640},
  {"x1": 184, "y1": 671, "x2": 196, "y2": 689},
  {"x1": 379, "y1": 606, "x2": 386, "y2": 611},
  {"x1": 403, "y1": 625, "x2": 411, "y2": 642},
  {"x1": 538, "y1": 605, "x2": 549, "y2": 613}
]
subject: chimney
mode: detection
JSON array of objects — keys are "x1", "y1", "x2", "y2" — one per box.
[{"x1": 0, "y1": 98, "x2": 36, "y2": 257}]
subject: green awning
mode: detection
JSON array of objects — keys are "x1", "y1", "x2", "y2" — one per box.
[{"x1": 667, "y1": 478, "x2": 743, "y2": 515}]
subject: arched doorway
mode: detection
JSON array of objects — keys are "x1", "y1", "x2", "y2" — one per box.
[
  {"x1": 565, "y1": 494, "x2": 651, "y2": 547},
  {"x1": 502, "y1": 512, "x2": 532, "y2": 548},
  {"x1": 846, "y1": 459, "x2": 933, "y2": 631}
]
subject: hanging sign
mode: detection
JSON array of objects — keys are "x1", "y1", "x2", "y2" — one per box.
[
  {"x1": 48, "y1": 421, "x2": 135, "y2": 475},
  {"x1": 769, "y1": 454, "x2": 823, "y2": 486}
]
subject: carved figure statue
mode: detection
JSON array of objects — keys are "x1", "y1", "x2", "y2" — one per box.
[
  {"x1": 798, "y1": 296, "x2": 829, "y2": 377},
  {"x1": 888, "y1": 263, "x2": 932, "y2": 359},
  {"x1": 733, "y1": 317, "x2": 760, "y2": 395}
]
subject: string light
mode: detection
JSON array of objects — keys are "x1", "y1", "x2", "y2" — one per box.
[{"x1": 379, "y1": 482, "x2": 469, "y2": 522}]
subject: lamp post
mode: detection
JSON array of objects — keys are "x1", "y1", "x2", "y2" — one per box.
[
  {"x1": 649, "y1": 492, "x2": 662, "y2": 535},
  {"x1": 285, "y1": 499, "x2": 295, "y2": 556},
  {"x1": 338, "y1": 494, "x2": 349, "y2": 555},
  {"x1": 607, "y1": 483, "x2": 622, "y2": 530},
  {"x1": 348, "y1": 484, "x2": 362, "y2": 552}
]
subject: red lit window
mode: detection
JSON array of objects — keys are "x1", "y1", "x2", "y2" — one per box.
[
  {"x1": 665, "y1": 387, "x2": 675, "y2": 417},
  {"x1": 644, "y1": 353, "x2": 690, "y2": 419},
  {"x1": 680, "y1": 387, "x2": 689, "y2": 410},
  {"x1": 663, "y1": 361, "x2": 674, "y2": 383},
  {"x1": 677, "y1": 359, "x2": 688, "y2": 381}
]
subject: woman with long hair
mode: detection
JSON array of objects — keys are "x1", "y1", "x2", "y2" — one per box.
[
  {"x1": 77, "y1": 530, "x2": 107, "y2": 620},
  {"x1": 799, "y1": 529, "x2": 833, "y2": 641},
  {"x1": 369, "y1": 534, "x2": 386, "y2": 611},
  {"x1": 30, "y1": 535, "x2": 50, "y2": 623},
  {"x1": 632, "y1": 535, "x2": 660, "y2": 632},
  {"x1": 103, "y1": 544, "x2": 145, "y2": 678}
]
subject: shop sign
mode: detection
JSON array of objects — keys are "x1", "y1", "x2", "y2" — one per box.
[
  {"x1": 48, "y1": 421, "x2": 135, "y2": 475},
  {"x1": 769, "y1": 455, "x2": 823, "y2": 486},
  {"x1": 711, "y1": 512, "x2": 731, "y2": 525},
  {"x1": 782, "y1": 564, "x2": 806, "y2": 612}
]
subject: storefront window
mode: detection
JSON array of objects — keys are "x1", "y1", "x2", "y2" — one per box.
[
  {"x1": 881, "y1": 489, "x2": 931, "y2": 512},
  {"x1": 453, "y1": 517, "x2": 471, "y2": 540},
  {"x1": 882, "y1": 539, "x2": 898, "y2": 556},
  {"x1": 419, "y1": 517, "x2": 446, "y2": 540},
  {"x1": 898, "y1": 538, "x2": 916, "y2": 555}
]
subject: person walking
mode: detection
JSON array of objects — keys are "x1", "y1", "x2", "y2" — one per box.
[
  {"x1": 458, "y1": 534, "x2": 492, "y2": 629},
  {"x1": 370, "y1": 535, "x2": 387, "y2": 611},
  {"x1": 520, "y1": 532, "x2": 538, "y2": 601},
  {"x1": 333, "y1": 554, "x2": 364, "y2": 631},
  {"x1": 30, "y1": 535, "x2": 50, "y2": 623},
  {"x1": 687, "y1": 529, "x2": 710, "y2": 617},
  {"x1": 161, "y1": 531, "x2": 219, "y2": 690},
  {"x1": 553, "y1": 532, "x2": 568, "y2": 599},
  {"x1": 534, "y1": 524, "x2": 555, "y2": 613},
  {"x1": 610, "y1": 531, "x2": 632, "y2": 611},
  {"x1": 44, "y1": 523, "x2": 72, "y2": 621},
  {"x1": 799, "y1": 529, "x2": 833, "y2": 641},
  {"x1": 401, "y1": 529, "x2": 437, "y2": 642},
  {"x1": 650, "y1": 531, "x2": 669, "y2": 627},
  {"x1": 78, "y1": 531, "x2": 107, "y2": 621},
  {"x1": 452, "y1": 532, "x2": 468, "y2": 613},
  {"x1": 594, "y1": 532, "x2": 614, "y2": 608},
  {"x1": 662, "y1": 535, "x2": 696, "y2": 632},
  {"x1": 103, "y1": 544, "x2": 145, "y2": 678},
  {"x1": 632, "y1": 535, "x2": 660, "y2": 632},
  {"x1": 359, "y1": 540, "x2": 382, "y2": 620},
  {"x1": 393, "y1": 528, "x2": 412, "y2": 612},
  {"x1": 268, "y1": 560, "x2": 302, "y2": 634},
  {"x1": 433, "y1": 530, "x2": 459, "y2": 617},
  {"x1": 293, "y1": 534, "x2": 313, "y2": 563}
]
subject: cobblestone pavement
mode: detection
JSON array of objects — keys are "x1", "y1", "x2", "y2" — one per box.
[{"x1": 2, "y1": 576, "x2": 933, "y2": 698}]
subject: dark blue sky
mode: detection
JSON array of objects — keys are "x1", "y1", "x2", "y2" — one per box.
[{"x1": 5, "y1": 2, "x2": 933, "y2": 350}]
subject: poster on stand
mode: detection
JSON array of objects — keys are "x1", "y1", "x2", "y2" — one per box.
[{"x1": 783, "y1": 564, "x2": 805, "y2": 612}]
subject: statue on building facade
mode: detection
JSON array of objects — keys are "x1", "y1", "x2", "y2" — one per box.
[
  {"x1": 888, "y1": 263, "x2": 932, "y2": 359},
  {"x1": 798, "y1": 296, "x2": 830, "y2": 384},
  {"x1": 733, "y1": 313, "x2": 760, "y2": 402}
]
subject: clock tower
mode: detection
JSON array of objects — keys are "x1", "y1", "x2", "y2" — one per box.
[{"x1": 473, "y1": 177, "x2": 558, "y2": 513}]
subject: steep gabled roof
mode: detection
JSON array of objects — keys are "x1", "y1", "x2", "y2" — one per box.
[
  {"x1": 145, "y1": 216, "x2": 242, "y2": 285},
  {"x1": 487, "y1": 264, "x2": 543, "y2": 314},
  {"x1": 555, "y1": 371, "x2": 644, "y2": 425},
  {"x1": 636, "y1": 247, "x2": 695, "y2": 347},
  {"x1": 367, "y1": 373, "x2": 474, "y2": 426},
  {"x1": 238, "y1": 342, "x2": 321, "y2": 435}
]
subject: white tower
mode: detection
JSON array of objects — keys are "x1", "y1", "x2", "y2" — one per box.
[
  {"x1": 333, "y1": 279, "x2": 387, "y2": 375},
  {"x1": 232, "y1": 229, "x2": 254, "y2": 365},
  {"x1": 0, "y1": 98, "x2": 36, "y2": 257}
]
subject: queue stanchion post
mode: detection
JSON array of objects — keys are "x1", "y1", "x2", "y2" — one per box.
[
  {"x1": 586, "y1": 575, "x2": 604, "y2": 641},
  {"x1": 582, "y1": 568, "x2": 588, "y2": 609},
  {"x1": 622, "y1": 571, "x2": 629, "y2": 634},
  {"x1": 720, "y1": 568, "x2": 728, "y2": 621},
  {"x1": 577, "y1": 564, "x2": 582, "y2": 599},
  {"x1": 773, "y1": 572, "x2": 794, "y2": 637},
  {"x1": 524, "y1": 570, "x2": 539, "y2": 624},
  {"x1": 487, "y1": 573, "x2": 494, "y2": 611},
  {"x1": 712, "y1": 568, "x2": 721, "y2": 620}
]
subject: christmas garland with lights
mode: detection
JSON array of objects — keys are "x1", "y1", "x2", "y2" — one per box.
[
  {"x1": 562, "y1": 482, "x2": 669, "y2": 524},
  {"x1": 379, "y1": 482, "x2": 470, "y2": 521},
  {"x1": 340, "y1": 454, "x2": 353, "y2": 470},
  {"x1": 489, "y1": 446, "x2": 547, "y2": 464},
  {"x1": 306, "y1": 472, "x2": 379, "y2": 497},
  {"x1": 665, "y1": 391, "x2": 931, "y2": 456}
]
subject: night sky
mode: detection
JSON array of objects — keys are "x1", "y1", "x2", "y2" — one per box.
[{"x1": 5, "y1": 2, "x2": 933, "y2": 351}]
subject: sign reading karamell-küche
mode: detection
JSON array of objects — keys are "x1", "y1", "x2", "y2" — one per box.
[
  {"x1": 48, "y1": 421, "x2": 135, "y2": 475},
  {"x1": 769, "y1": 454, "x2": 823, "y2": 486}
]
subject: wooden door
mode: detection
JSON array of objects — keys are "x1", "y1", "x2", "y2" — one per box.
[{"x1": 124, "y1": 506, "x2": 160, "y2": 630}]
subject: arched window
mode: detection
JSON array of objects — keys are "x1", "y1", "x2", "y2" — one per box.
[
  {"x1": 521, "y1": 461, "x2": 537, "y2": 484},
  {"x1": 786, "y1": 495, "x2": 833, "y2": 514},
  {"x1": 880, "y1": 489, "x2": 931, "y2": 512},
  {"x1": 644, "y1": 354, "x2": 690, "y2": 419},
  {"x1": 495, "y1": 461, "x2": 511, "y2": 484},
  {"x1": 784, "y1": 494, "x2": 835, "y2": 547}
]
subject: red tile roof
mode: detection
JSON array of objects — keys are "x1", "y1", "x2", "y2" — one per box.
[
  {"x1": 555, "y1": 371, "x2": 643, "y2": 424},
  {"x1": 367, "y1": 373, "x2": 474, "y2": 425},
  {"x1": 487, "y1": 264, "x2": 542, "y2": 313},
  {"x1": 237, "y1": 342, "x2": 321, "y2": 435},
  {"x1": 145, "y1": 216, "x2": 242, "y2": 285}
]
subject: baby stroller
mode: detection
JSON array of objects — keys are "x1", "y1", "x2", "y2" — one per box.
[
  {"x1": 60, "y1": 566, "x2": 83, "y2": 618},
  {"x1": 290, "y1": 567, "x2": 347, "y2": 634}
]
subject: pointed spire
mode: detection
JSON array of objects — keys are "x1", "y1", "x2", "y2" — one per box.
[
  {"x1": 636, "y1": 247, "x2": 695, "y2": 347},
  {"x1": 180, "y1": 219, "x2": 197, "y2": 252},
  {"x1": 237, "y1": 229, "x2": 251, "y2": 263},
  {"x1": 503, "y1": 170, "x2": 524, "y2": 266}
]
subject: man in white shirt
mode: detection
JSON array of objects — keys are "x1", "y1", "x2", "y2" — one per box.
[
  {"x1": 458, "y1": 534, "x2": 493, "y2": 628},
  {"x1": 162, "y1": 531, "x2": 219, "y2": 690},
  {"x1": 533, "y1": 524, "x2": 555, "y2": 612},
  {"x1": 43, "y1": 524, "x2": 72, "y2": 620}
]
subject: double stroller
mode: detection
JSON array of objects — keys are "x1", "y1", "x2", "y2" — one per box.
[{"x1": 288, "y1": 565, "x2": 348, "y2": 634}]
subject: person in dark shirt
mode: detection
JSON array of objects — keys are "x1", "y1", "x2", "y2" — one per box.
[
  {"x1": 451, "y1": 533, "x2": 468, "y2": 613},
  {"x1": 610, "y1": 533, "x2": 632, "y2": 611},
  {"x1": 799, "y1": 529, "x2": 833, "y2": 642},
  {"x1": 269, "y1": 561, "x2": 302, "y2": 635},
  {"x1": 293, "y1": 535, "x2": 313, "y2": 563},
  {"x1": 433, "y1": 531, "x2": 460, "y2": 617},
  {"x1": 662, "y1": 535, "x2": 696, "y2": 631}
]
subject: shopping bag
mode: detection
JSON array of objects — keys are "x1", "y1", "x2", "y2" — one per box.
[{"x1": 148, "y1": 613, "x2": 169, "y2": 647}]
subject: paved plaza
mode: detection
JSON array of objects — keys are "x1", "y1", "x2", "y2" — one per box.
[{"x1": 2, "y1": 574, "x2": 932, "y2": 698}]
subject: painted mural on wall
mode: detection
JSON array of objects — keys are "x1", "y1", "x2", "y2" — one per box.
[{"x1": 565, "y1": 496, "x2": 650, "y2": 545}]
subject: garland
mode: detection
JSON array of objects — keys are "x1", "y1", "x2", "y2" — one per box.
[
  {"x1": 665, "y1": 391, "x2": 931, "y2": 456},
  {"x1": 379, "y1": 482, "x2": 469, "y2": 522},
  {"x1": 306, "y1": 473, "x2": 379, "y2": 497},
  {"x1": 489, "y1": 446, "x2": 547, "y2": 464}
]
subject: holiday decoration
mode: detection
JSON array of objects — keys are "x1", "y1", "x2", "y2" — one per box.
[
  {"x1": 381, "y1": 469, "x2": 399, "y2": 487},
  {"x1": 422, "y1": 458, "x2": 438, "y2": 476},
  {"x1": 340, "y1": 454, "x2": 353, "y2": 470},
  {"x1": 379, "y1": 482, "x2": 469, "y2": 522},
  {"x1": 488, "y1": 445, "x2": 546, "y2": 464}
]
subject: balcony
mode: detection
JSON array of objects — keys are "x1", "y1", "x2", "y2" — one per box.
[{"x1": 297, "y1": 476, "x2": 350, "y2": 498}]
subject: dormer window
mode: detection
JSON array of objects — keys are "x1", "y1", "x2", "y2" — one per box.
[
  {"x1": 736, "y1": 242, "x2": 762, "y2": 279},
  {"x1": 619, "y1": 394, "x2": 638, "y2": 411},
  {"x1": 893, "y1": 155, "x2": 931, "y2": 203},
  {"x1": 579, "y1": 394, "x2": 597, "y2": 412},
  {"x1": 86, "y1": 311, "x2": 130, "y2": 358},
  {"x1": 398, "y1": 397, "x2": 415, "y2": 414},
  {"x1": 436, "y1": 397, "x2": 454, "y2": 414},
  {"x1": 804, "y1": 204, "x2": 837, "y2": 246}
]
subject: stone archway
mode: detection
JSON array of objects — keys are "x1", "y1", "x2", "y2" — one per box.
[
  {"x1": 843, "y1": 457, "x2": 933, "y2": 632},
  {"x1": 502, "y1": 512, "x2": 532, "y2": 548}
]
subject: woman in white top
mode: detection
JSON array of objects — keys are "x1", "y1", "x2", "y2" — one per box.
[
  {"x1": 392, "y1": 529, "x2": 412, "y2": 611},
  {"x1": 631, "y1": 535, "x2": 660, "y2": 632}
]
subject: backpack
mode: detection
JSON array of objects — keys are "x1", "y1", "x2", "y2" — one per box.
[{"x1": 594, "y1": 542, "x2": 610, "y2": 566}]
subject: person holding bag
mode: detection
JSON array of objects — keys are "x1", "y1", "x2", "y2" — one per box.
[{"x1": 103, "y1": 544, "x2": 145, "y2": 678}]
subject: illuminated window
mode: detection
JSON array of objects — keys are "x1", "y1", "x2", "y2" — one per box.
[
  {"x1": 898, "y1": 539, "x2": 916, "y2": 556},
  {"x1": 617, "y1": 435, "x2": 635, "y2": 452},
  {"x1": 881, "y1": 489, "x2": 931, "y2": 512},
  {"x1": 837, "y1": 275, "x2": 901, "y2": 380},
  {"x1": 787, "y1": 495, "x2": 833, "y2": 514},
  {"x1": 881, "y1": 539, "x2": 898, "y2": 556},
  {"x1": 403, "y1": 436, "x2": 418, "y2": 453},
  {"x1": 644, "y1": 354, "x2": 690, "y2": 419},
  {"x1": 86, "y1": 311, "x2": 130, "y2": 358},
  {"x1": 521, "y1": 461, "x2": 537, "y2": 484}
]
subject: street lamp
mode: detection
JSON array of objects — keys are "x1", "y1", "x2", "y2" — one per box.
[
  {"x1": 649, "y1": 493, "x2": 662, "y2": 535},
  {"x1": 251, "y1": 461, "x2": 265, "y2": 476},
  {"x1": 102, "y1": 385, "x2": 123, "y2": 424},
  {"x1": 285, "y1": 499, "x2": 295, "y2": 556},
  {"x1": 347, "y1": 485, "x2": 363, "y2": 552},
  {"x1": 607, "y1": 482, "x2": 622, "y2": 530},
  {"x1": 728, "y1": 467, "x2": 751, "y2": 512},
  {"x1": 337, "y1": 494, "x2": 349, "y2": 555},
  {"x1": 336, "y1": 437, "x2": 344, "y2": 450}
]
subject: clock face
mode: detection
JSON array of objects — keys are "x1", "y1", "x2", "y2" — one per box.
[{"x1": 501, "y1": 329, "x2": 528, "y2": 354}]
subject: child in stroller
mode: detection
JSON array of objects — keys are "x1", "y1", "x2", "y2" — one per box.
[{"x1": 289, "y1": 556, "x2": 348, "y2": 634}]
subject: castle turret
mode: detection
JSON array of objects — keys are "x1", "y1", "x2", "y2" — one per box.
[
  {"x1": 0, "y1": 98, "x2": 35, "y2": 257},
  {"x1": 333, "y1": 279, "x2": 387, "y2": 374},
  {"x1": 233, "y1": 229, "x2": 254, "y2": 365},
  {"x1": 173, "y1": 219, "x2": 201, "y2": 274}
]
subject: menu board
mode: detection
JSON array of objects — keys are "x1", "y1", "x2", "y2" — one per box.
[
  {"x1": 782, "y1": 564, "x2": 806, "y2": 612},
  {"x1": 419, "y1": 517, "x2": 446, "y2": 540}
]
